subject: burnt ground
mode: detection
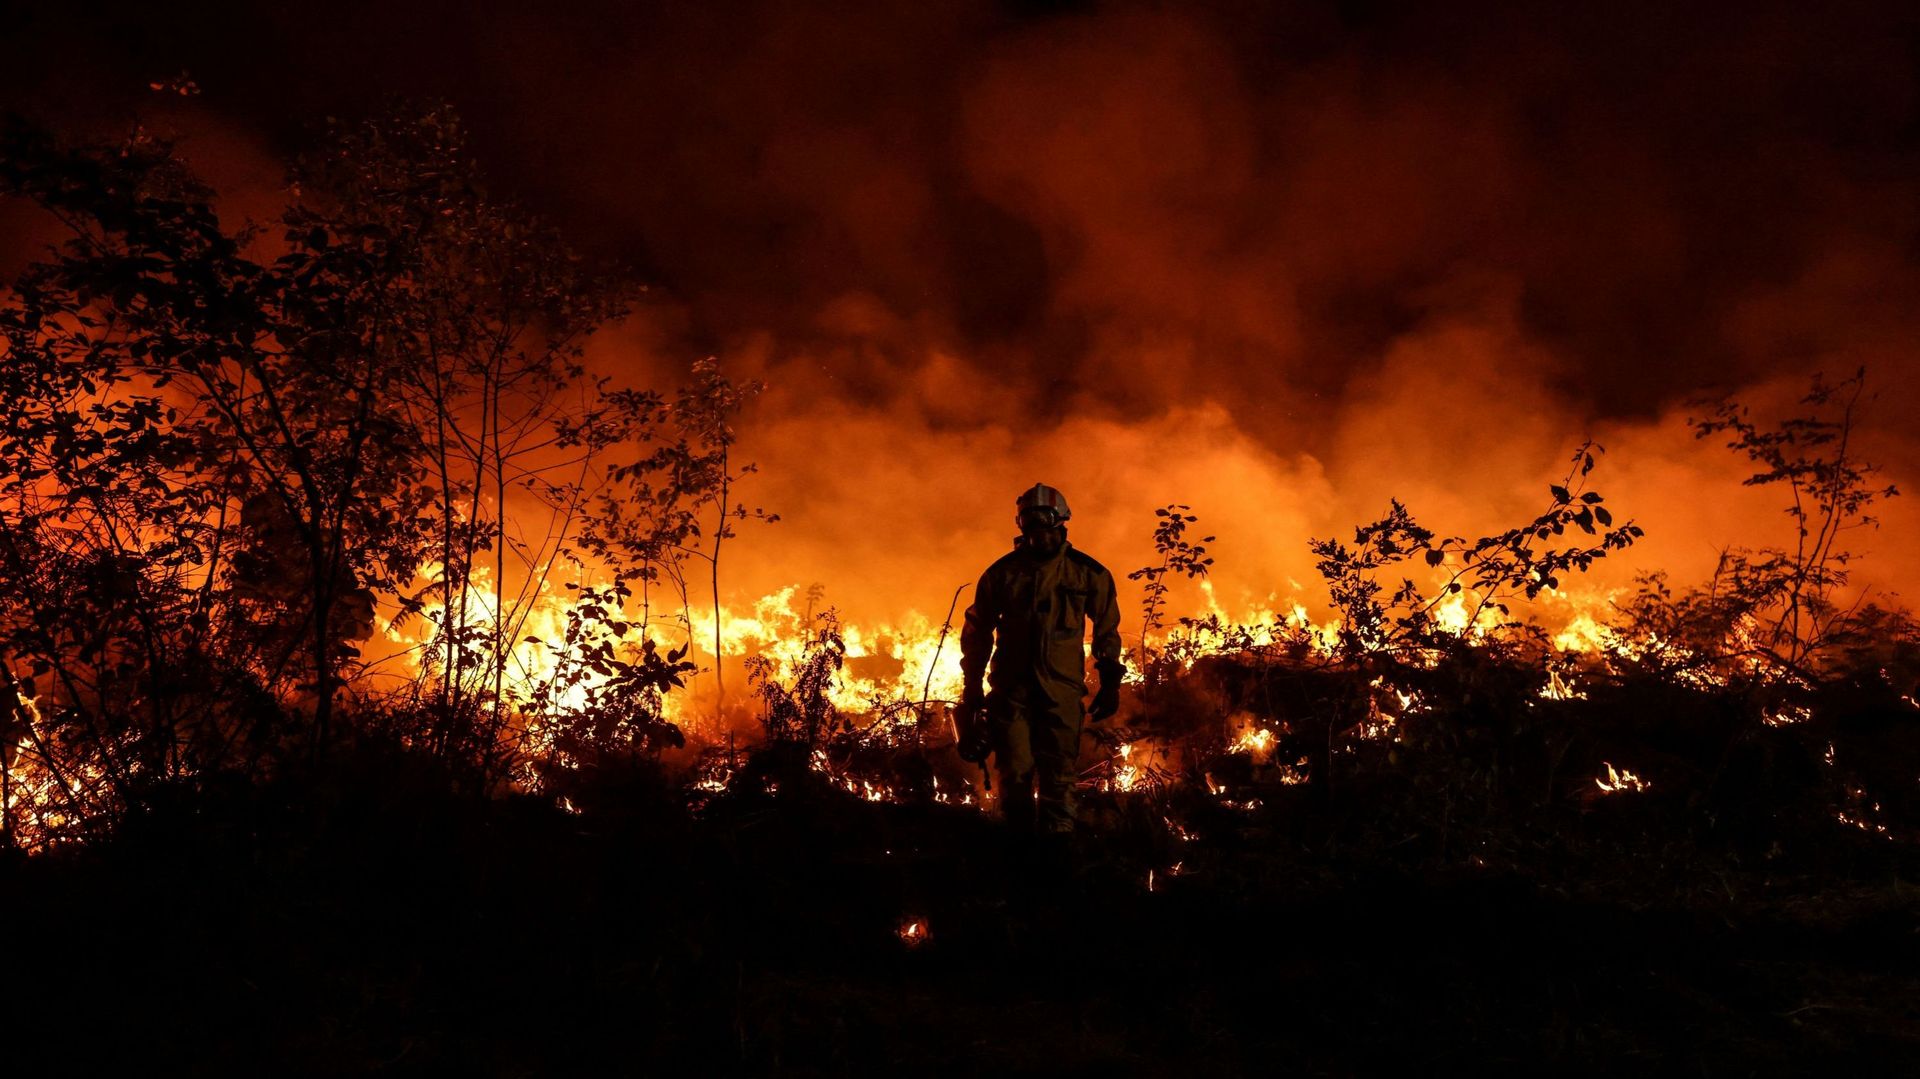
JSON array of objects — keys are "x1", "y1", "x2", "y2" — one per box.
[{"x1": 4, "y1": 759, "x2": 1918, "y2": 1077}]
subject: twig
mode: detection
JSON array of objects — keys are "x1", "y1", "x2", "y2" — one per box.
[{"x1": 918, "y1": 581, "x2": 971, "y2": 737}]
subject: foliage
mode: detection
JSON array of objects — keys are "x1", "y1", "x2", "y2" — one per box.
[
  {"x1": 746, "y1": 612, "x2": 848, "y2": 751},
  {"x1": 0, "y1": 106, "x2": 733, "y2": 844},
  {"x1": 1126, "y1": 504, "x2": 1213, "y2": 681},
  {"x1": 0, "y1": 115, "x2": 334, "y2": 839},
  {"x1": 283, "y1": 104, "x2": 635, "y2": 768},
  {"x1": 518, "y1": 579, "x2": 696, "y2": 795},
  {"x1": 567, "y1": 357, "x2": 776, "y2": 651},
  {"x1": 1667, "y1": 369, "x2": 1901, "y2": 678},
  {"x1": 1310, "y1": 442, "x2": 1642, "y2": 659}
]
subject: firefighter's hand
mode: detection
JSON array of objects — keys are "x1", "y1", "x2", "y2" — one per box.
[
  {"x1": 959, "y1": 723, "x2": 992, "y2": 764},
  {"x1": 960, "y1": 683, "x2": 984, "y2": 723},
  {"x1": 957, "y1": 684, "x2": 991, "y2": 763},
  {"x1": 1088, "y1": 681, "x2": 1121, "y2": 722}
]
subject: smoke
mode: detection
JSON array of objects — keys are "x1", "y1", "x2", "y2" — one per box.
[{"x1": 4, "y1": 0, "x2": 1917, "y2": 625}]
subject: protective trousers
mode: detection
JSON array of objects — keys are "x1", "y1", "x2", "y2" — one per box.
[{"x1": 991, "y1": 678, "x2": 1082, "y2": 834}]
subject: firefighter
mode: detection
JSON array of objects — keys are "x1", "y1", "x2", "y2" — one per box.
[{"x1": 958, "y1": 483, "x2": 1124, "y2": 840}]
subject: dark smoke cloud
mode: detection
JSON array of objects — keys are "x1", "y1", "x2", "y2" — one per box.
[{"x1": 10, "y1": 2, "x2": 1915, "y2": 407}]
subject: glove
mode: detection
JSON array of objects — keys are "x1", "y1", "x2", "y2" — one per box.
[
  {"x1": 957, "y1": 684, "x2": 991, "y2": 763},
  {"x1": 1088, "y1": 681, "x2": 1120, "y2": 722}
]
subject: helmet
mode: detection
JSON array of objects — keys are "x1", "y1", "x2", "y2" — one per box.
[{"x1": 1015, "y1": 482, "x2": 1071, "y2": 528}]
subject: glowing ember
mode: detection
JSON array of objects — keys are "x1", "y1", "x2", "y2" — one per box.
[
  {"x1": 931, "y1": 777, "x2": 976, "y2": 807},
  {"x1": 1834, "y1": 810, "x2": 1893, "y2": 839},
  {"x1": 1762, "y1": 704, "x2": 1812, "y2": 728},
  {"x1": 1110, "y1": 763, "x2": 1142, "y2": 794},
  {"x1": 1594, "y1": 762, "x2": 1651, "y2": 794},
  {"x1": 1229, "y1": 727, "x2": 1275, "y2": 757},
  {"x1": 840, "y1": 777, "x2": 892, "y2": 803},
  {"x1": 896, "y1": 918, "x2": 930, "y2": 947},
  {"x1": 1539, "y1": 668, "x2": 1587, "y2": 701},
  {"x1": 1097, "y1": 741, "x2": 1157, "y2": 793},
  {"x1": 1358, "y1": 677, "x2": 1416, "y2": 740}
]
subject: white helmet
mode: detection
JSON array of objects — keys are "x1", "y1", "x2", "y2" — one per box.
[{"x1": 1015, "y1": 482, "x2": 1071, "y2": 527}]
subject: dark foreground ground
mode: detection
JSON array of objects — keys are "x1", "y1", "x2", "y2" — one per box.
[{"x1": 5, "y1": 757, "x2": 1918, "y2": 1077}]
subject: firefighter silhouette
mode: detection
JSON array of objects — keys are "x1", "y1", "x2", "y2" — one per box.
[{"x1": 958, "y1": 483, "x2": 1123, "y2": 836}]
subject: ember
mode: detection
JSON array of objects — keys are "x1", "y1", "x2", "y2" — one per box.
[
  {"x1": 1229, "y1": 726, "x2": 1275, "y2": 758},
  {"x1": 896, "y1": 918, "x2": 930, "y2": 948},
  {"x1": 1595, "y1": 763, "x2": 1651, "y2": 794}
]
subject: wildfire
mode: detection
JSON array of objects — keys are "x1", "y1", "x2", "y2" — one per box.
[
  {"x1": 1552, "y1": 612, "x2": 1619, "y2": 653},
  {"x1": 4, "y1": 81, "x2": 1915, "y2": 889},
  {"x1": 368, "y1": 534, "x2": 1732, "y2": 809},
  {"x1": 2, "y1": 542, "x2": 1904, "y2": 853}
]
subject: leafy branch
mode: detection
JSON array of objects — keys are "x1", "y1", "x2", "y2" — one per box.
[
  {"x1": 1311, "y1": 442, "x2": 1643, "y2": 659},
  {"x1": 1127, "y1": 504, "x2": 1214, "y2": 681}
]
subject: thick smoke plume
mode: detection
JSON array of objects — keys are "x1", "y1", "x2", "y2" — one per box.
[{"x1": 3, "y1": 0, "x2": 1916, "y2": 627}]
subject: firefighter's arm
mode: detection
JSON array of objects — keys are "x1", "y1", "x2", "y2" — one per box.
[
  {"x1": 1088, "y1": 567, "x2": 1124, "y2": 720},
  {"x1": 958, "y1": 569, "x2": 998, "y2": 703},
  {"x1": 956, "y1": 569, "x2": 997, "y2": 760}
]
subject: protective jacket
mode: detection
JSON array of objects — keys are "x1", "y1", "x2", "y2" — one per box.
[{"x1": 960, "y1": 539, "x2": 1124, "y2": 709}]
